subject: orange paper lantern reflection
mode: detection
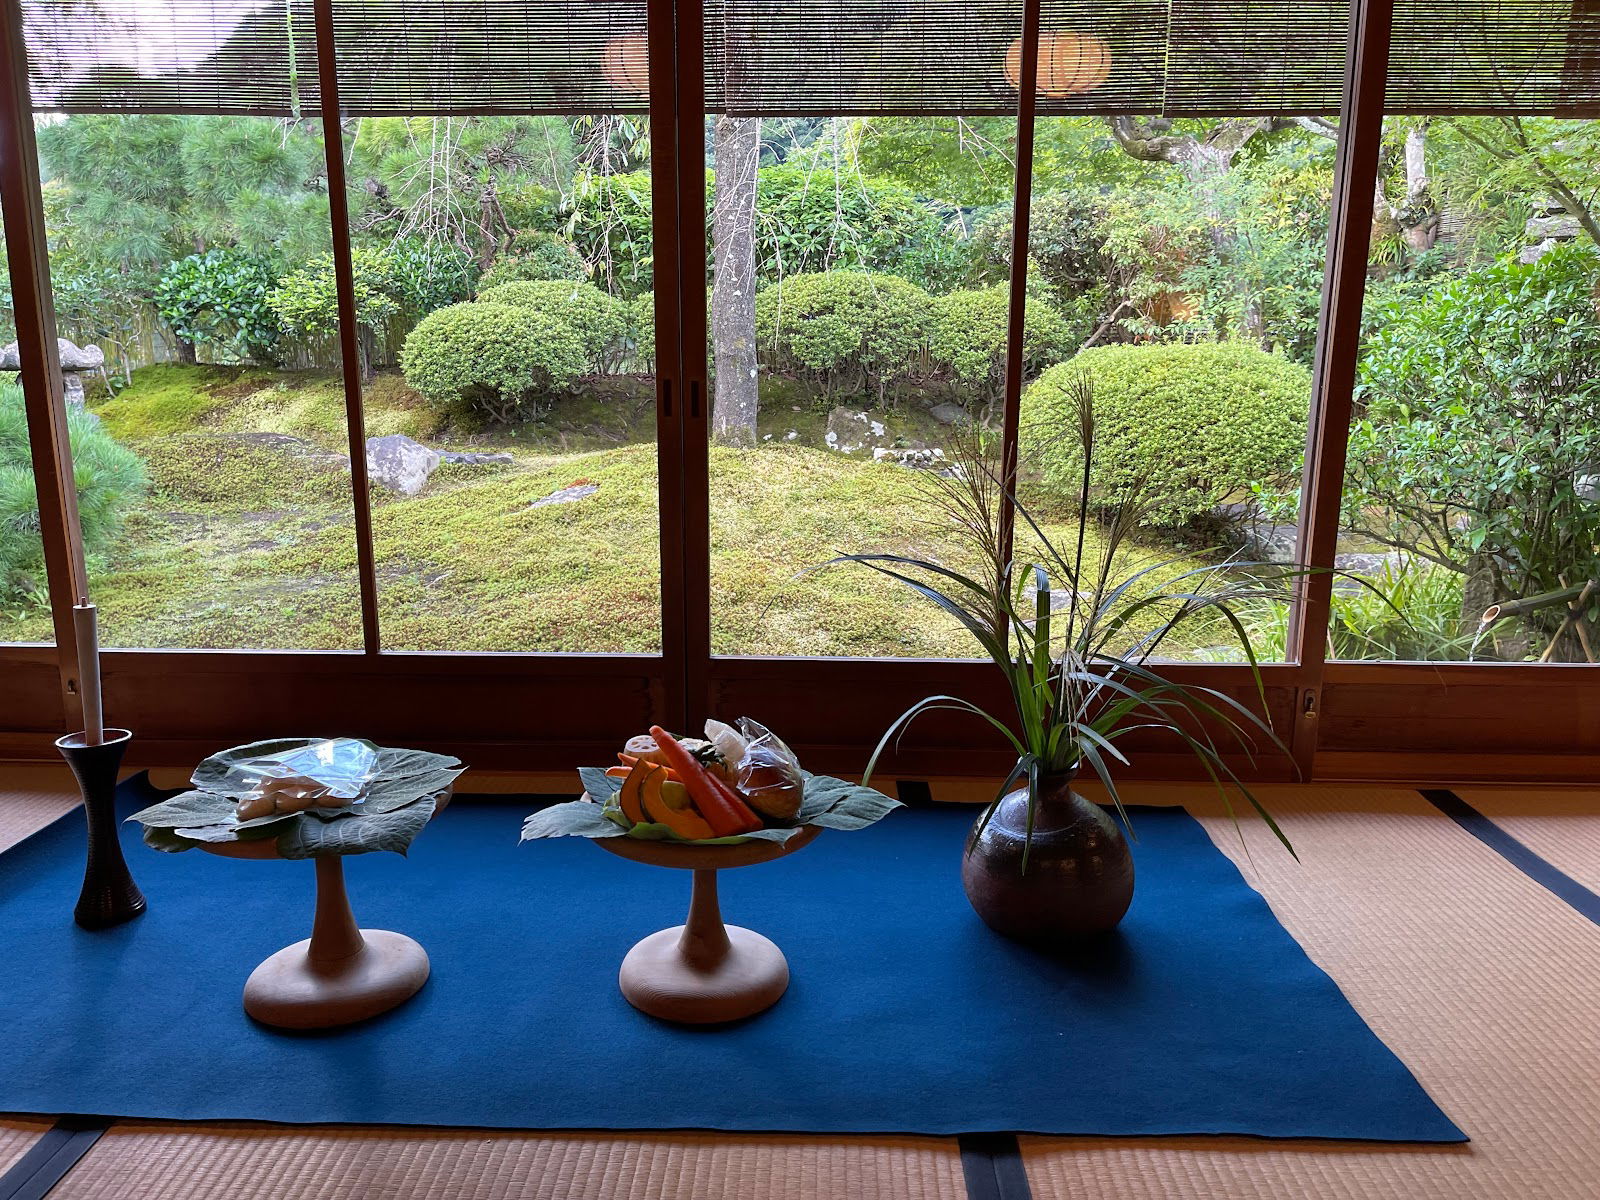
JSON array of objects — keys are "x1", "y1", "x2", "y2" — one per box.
[
  {"x1": 602, "y1": 33, "x2": 650, "y2": 95},
  {"x1": 1004, "y1": 31, "x2": 1112, "y2": 98}
]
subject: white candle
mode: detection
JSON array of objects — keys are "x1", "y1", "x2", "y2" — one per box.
[{"x1": 73, "y1": 602, "x2": 103, "y2": 746}]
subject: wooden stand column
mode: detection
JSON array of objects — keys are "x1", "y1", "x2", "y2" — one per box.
[
  {"x1": 242, "y1": 856, "x2": 430, "y2": 1030},
  {"x1": 618, "y1": 866, "x2": 790, "y2": 1024}
]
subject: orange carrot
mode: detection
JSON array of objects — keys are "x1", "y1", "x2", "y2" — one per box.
[{"x1": 648, "y1": 725, "x2": 760, "y2": 836}]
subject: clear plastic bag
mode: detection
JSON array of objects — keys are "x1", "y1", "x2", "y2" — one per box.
[
  {"x1": 226, "y1": 738, "x2": 380, "y2": 817},
  {"x1": 733, "y1": 718, "x2": 804, "y2": 821}
]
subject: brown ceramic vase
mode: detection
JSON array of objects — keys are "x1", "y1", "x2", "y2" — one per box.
[{"x1": 961, "y1": 769, "x2": 1134, "y2": 945}]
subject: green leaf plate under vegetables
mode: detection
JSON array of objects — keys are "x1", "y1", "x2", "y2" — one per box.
[
  {"x1": 520, "y1": 768, "x2": 902, "y2": 845},
  {"x1": 127, "y1": 738, "x2": 465, "y2": 859}
]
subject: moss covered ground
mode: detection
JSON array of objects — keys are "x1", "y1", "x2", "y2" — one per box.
[{"x1": 0, "y1": 365, "x2": 1217, "y2": 655}]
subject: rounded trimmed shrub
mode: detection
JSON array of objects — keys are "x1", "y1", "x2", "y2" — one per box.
[
  {"x1": 0, "y1": 381, "x2": 146, "y2": 598},
  {"x1": 400, "y1": 302, "x2": 586, "y2": 424},
  {"x1": 1021, "y1": 343, "x2": 1310, "y2": 525},
  {"x1": 475, "y1": 280, "x2": 628, "y2": 371},
  {"x1": 754, "y1": 270, "x2": 933, "y2": 399},
  {"x1": 929, "y1": 286, "x2": 1071, "y2": 400},
  {"x1": 479, "y1": 235, "x2": 589, "y2": 290}
]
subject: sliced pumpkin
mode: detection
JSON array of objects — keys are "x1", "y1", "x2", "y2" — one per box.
[
  {"x1": 617, "y1": 761, "x2": 651, "y2": 825},
  {"x1": 641, "y1": 767, "x2": 716, "y2": 840}
]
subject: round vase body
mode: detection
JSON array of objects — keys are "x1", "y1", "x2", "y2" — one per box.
[{"x1": 961, "y1": 773, "x2": 1134, "y2": 945}]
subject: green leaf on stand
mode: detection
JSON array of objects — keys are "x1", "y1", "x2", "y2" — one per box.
[
  {"x1": 277, "y1": 796, "x2": 439, "y2": 859},
  {"x1": 521, "y1": 799, "x2": 630, "y2": 841}
]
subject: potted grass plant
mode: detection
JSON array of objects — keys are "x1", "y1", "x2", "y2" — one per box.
[{"x1": 829, "y1": 372, "x2": 1298, "y2": 945}]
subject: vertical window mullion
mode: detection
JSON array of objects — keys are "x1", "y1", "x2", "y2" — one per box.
[
  {"x1": 1288, "y1": 0, "x2": 1395, "y2": 775},
  {"x1": 0, "y1": 0, "x2": 89, "y2": 719},
  {"x1": 998, "y1": 0, "x2": 1044, "y2": 587},
  {"x1": 311, "y1": 0, "x2": 382, "y2": 654}
]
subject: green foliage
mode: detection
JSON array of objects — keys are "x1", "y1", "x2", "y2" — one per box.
[
  {"x1": 565, "y1": 169, "x2": 655, "y2": 297},
  {"x1": 479, "y1": 234, "x2": 589, "y2": 289},
  {"x1": 386, "y1": 238, "x2": 478, "y2": 321},
  {"x1": 928, "y1": 286, "x2": 1070, "y2": 401},
  {"x1": 972, "y1": 189, "x2": 1108, "y2": 300},
  {"x1": 0, "y1": 380, "x2": 145, "y2": 598},
  {"x1": 267, "y1": 248, "x2": 410, "y2": 373},
  {"x1": 476, "y1": 280, "x2": 628, "y2": 371},
  {"x1": 755, "y1": 271, "x2": 934, "y2": 399},
  {"x1": 1023, "y1": 343, "x2": 1310, "y2": 526},
  {"x1": 752, "y1": 165, "x2": 954, "y2": 290},
  {"x1": 155, "y1": 249, "x2": 282, "y2": 364},
  {"x1": 1235, "y1": 560, "x2": 1474, "y2": 663},
  {"x1": 629, "y1": 292, "x2": 656, "y2": 367},
  {"x1": 400, "y1": 302, "x2": 586, "y2": 422},
  {"x1": 1346, "y1": 244, "x2": 1600, "y2": 612}
]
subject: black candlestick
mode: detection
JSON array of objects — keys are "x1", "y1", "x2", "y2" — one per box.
[{"x1": 55, "y1": 728, "x2": 146, "y2": 930}]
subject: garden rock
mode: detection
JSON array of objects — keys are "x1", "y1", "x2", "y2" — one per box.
[
  {"x1": 824, "y1": 407, "x2": 890, "y2": 454},
  {"x1": 0, "y1": 337, "x2": 104, "y2": 407},
  {"x1": 929, "y1": 403, "x2": 970, "y2": 426},
  {"x1": 873, "y1": 447, "x2": 950, "y2": 473},
  {"x1": 530, "y1": 482, "x2": 599, "y2": 508},
  {"x1": 366, "y1": 435, "x2": 440, "y2": 497},
  {"x1": 440, "y1": 451, "x2": 514, "y2": 467}
]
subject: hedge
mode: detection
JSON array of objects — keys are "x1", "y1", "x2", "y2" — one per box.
[
  {"x1": 1021, "y1": 342, "x2": 1310, "y2": 525},
  {"x1": 754, "y1": 271, "x2": 933, "y2": 400},
  {"x1": 400, "y1": 302, "x2": 587, "y2": 423}
]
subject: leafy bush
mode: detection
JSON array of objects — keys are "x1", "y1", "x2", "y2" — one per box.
[
  {"x1": 972, "y1": 189, "x2": 1107, "y2": 300},
  {"x1": 752, "y1": 166, "x2": 953, "y2": 291},
  {"x1": 475, "y1": 280, "x2": 628, "y2": 371},
  {"x1": 268, "y1": 249, "x2": 406, "y2": 376},
  {"x1": 754, "y1": 271, "x2": 934, "y2": 400},
  {"x1": 400, "y1": 302, "x2": 586, "y2": 423},
  {"x1": 479, "y1": 235, "x2": 589, "y2": 289},
  {"x1": 386, "y1": 238, "x2": 478, "y2": 321},
  {"x1": 928, "y1": 286, "x2": 1071, "y2": 402},
  {"x1": 565, "y1": 170, "x2": 655, "y2": 297},
  {"x1": 1022, "y1": 342, "x2": 1310, "y2": 525},
  {"x1": 1346, "y1": 244, "x2": 1600, "y2": 624},
  {"x1": 629, "y1": 292, "x2": 655, "y2": 368},
  {"x1": 0, "y1": 381, "x2": 146, "y2": 598},
  {"x1": 155, "y1": 249, "x2": 281, "y2": 364}
]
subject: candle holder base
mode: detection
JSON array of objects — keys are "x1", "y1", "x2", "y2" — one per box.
[{"x1": 56, "y1": 728, "x2": 146, "y2": 931}]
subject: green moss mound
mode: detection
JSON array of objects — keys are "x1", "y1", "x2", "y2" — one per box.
[{"x1": 1022, "y1": 343, "x2": 1310, "y2": 525}]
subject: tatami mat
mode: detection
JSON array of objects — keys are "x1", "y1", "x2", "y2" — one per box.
[
  {"x1": 1024, "y1": 786, "x2": 1600, "y2": 1199},
  {"x1": 44, "y1": 1127, "x2": 967, "y2": 1200},
  {"x1": 0, "y1": 1116, "x2": 56, "y2": 1175},
  {"x1": 0, "y1": 766, "x2": 79, "y2": 853},
  {"x1": 1456, "y1": 787, "x2": 1600, "y2": 894}
]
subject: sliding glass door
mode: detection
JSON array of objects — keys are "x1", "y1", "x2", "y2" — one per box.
[{"x1": 3, "y1": 0, "x2": 1599, "y2": 780}]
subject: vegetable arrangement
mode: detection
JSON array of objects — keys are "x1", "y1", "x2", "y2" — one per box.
[{"x1": 521, "y1": 718, "x2": 902, "y2": 846}]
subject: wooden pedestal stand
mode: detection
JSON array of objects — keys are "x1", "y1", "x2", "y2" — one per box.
[
  {"x1": 200, "y1": 791, "x2": 449, "y2": 1030},
  {"x1": 597, "y1": 825, "x2": 821, "y2": 1024}
]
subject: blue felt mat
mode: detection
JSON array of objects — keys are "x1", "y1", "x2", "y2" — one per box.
[{"x1": 0, "y1": 780, "x2": 1464, "y2": 1140}]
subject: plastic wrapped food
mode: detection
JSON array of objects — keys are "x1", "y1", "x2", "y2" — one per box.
[
  {"x1": 224, "y1": 738, "x2": 380, "y2": 820},
  {"x1": 733, "y1": 718, "x2": 804, "y2": 821}
]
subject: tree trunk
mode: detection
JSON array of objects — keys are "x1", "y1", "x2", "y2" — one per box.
[
  {"x1": 711, "y1": 115, "x2": 760, "y2": 447},
  {"x1": 175, "y1": 337, "x2": 197, "y2": 366}
]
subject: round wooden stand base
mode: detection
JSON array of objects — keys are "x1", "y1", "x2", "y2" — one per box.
[
  {"x1": 244, "y1": 929, "x2": 430, "y2": 1030},
  {"x1": 620, "y1": 920, "x2": 789, "y2": 1024}
]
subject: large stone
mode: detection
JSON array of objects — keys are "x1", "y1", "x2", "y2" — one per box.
[
  {"x1": 365, "y1": 435, "x2": 440, "y2": 497},
  {"x1": 824, "y1": 407, "x2": 891, "y2": 454},
  {"x1": 928, "y1": 402, "x2": 970, "y2": 426},
  {"x1": 530, "y1": 482, "x2": 599, "y2": 508},
  {"x1": 440, "y1": 451, "x2": 514, "y2": 467}
]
